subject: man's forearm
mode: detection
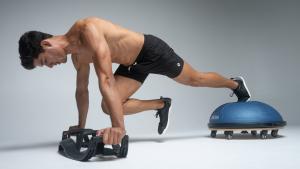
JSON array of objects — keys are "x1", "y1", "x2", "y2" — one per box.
[
  {"x1": 75, "y1": 89, "x2": 89, "y2": 128},
  {"x1": 100, "y1": 83, "x2": 125, "y2": 129}
]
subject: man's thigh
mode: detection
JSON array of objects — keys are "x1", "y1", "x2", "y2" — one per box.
[{"x1": 113, "y1": 75, "x2": 142, "y2": 102}]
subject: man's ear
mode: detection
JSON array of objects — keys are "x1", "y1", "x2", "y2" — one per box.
[{"x1": 40, "y1": 39, "x2": 52, "y2": 49}]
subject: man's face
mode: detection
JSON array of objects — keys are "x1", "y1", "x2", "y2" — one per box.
[{"x1": 34, "y1": 45, "x2": 67, "y2": 68}]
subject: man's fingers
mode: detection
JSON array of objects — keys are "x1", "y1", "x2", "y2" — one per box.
[
  {"x1": 103, "y1": 129, "x2": 109, "y2": 144},
  {"x1": 118, "y1": 133, "x2": 123, "y2": 144},
  {"x1": 113, "y1": 129, "x2": 119, "y2": 145},
  {"x1": 96, "y1": 129, "x2": 104, "y2": 136},
  {"x1": 97, "y1": 127, "x2": 125, "y2": 145},
  {"x1": 117, "y1": 130, "x2": 123, "y2": 144},
  {"x1": 108, "y1": 128, "x2": 114, "y2": 145},
  {"x1": 69, "y1": 125, "x2": 79, "y2": 130}
]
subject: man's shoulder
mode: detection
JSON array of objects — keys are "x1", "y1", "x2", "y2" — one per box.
[
  {"x1": 76, "y1": 17, "x2": 105, "y2": 28},
  {"x1": 68, "y1": 17, "x2": 99, "y2": 33}
]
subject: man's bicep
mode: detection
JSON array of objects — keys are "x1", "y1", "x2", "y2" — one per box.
[
  {"x1": 92, "y1": 51, "x2": 114, "y2": 86},
  {"x1": 81, "y1": 23, "x2": 114, "y2": 85},
  {"x1": 91, "y1": 38, "x2": 113, "y2": 84},
  {"x1": 81, "y1": 23, "x2": 103, "y2": 52}
]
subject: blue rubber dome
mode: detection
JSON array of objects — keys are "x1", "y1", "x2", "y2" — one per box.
[{"x1": 208, "y1": 101, "x2": 286, "y2": 129}]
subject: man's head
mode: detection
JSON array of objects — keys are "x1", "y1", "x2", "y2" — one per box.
[{"x1": 18, "y1": 31, "x2": 68, "y2": 69}]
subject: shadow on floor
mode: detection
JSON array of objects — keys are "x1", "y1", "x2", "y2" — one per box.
[
  {"x1": 0, "y1": 134, "x2": 206, "y2": 152},
  {"x1": 0, "y1": 141, "x2": 58, "y2": 152},
  {"x1": 0, "y1": 133, "x2": 285, "y2": 152},
  {"x1": 129, "y1": 134, "x2": 206, "y2": 143}
]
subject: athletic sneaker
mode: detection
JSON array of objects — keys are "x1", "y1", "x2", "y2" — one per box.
[
  {"x1": 230, "y1": 76, "x2": 251, "y2": 102},
  {"x1": 155, "y1": 97, "x2": 172, "y2": 135}
]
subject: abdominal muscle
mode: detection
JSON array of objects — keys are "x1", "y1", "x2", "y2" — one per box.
[{"x1": 96, "y1": 18, "x2": 144, "y2": 66}]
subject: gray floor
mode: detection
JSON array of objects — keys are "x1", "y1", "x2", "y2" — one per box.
[{"x1": 0, "y1": 127, "x2": 299, "y2": 169}]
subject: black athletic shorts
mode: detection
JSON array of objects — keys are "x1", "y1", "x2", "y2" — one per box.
[{"x1": 114, "y1": 34, "x2": 184, "y2": 83}]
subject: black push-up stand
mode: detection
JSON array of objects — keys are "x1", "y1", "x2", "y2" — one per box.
[{"x1": 58, "y1": 128, "x2": 129, "y2": 161}]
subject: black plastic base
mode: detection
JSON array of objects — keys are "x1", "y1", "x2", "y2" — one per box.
[
  {"x1": 58, "y1": 128, "x2": 129, "y2": 161},
  {"x1": 208, "y1": 121, "x2": 286, "y2": 129},
  {"x1": 209, "y1": 128, "x2": 281, "y2": 139}
]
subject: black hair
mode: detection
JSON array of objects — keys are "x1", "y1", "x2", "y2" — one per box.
[{"x1": 18, "y1": 31, "x2": 53, "y2": 70}]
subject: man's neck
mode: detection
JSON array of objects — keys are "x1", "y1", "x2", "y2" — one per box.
[{"x1": 52, "y1": 35, "x2": 71, "y2": 55}]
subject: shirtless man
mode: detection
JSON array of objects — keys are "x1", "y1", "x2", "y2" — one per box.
[{"x1": 18, "y1": 17, "x2": 251, "y2": 145}]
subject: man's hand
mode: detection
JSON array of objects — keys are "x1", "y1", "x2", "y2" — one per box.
[
  {"x1": 68, "y1": 125, "x2": 82, "y2": 130},
  {"x1": 96, "y1": 127, "x2": 126, "y2": 145}
]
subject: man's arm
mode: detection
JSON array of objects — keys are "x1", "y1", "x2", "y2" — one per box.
[
  {"x1": 70, "y1": 55, "x2": 90, "y2": 129},
  {"x1": 81, "y1": 23, "x2": 125, "y2": 132},
  {"x1": 75, "y1": 64, "x2": 90, "y2": 128}
]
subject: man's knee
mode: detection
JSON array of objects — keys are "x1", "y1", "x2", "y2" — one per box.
[
  {"x1": 101, "y1": 98, "x2": 129, "y2": 115},
  {"x1": 101, "y1": 99, "x2": 127, "y2": 115}
]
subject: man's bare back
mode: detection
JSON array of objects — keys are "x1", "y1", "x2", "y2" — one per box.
[{"x1": 67, "y1": 17, "x2": 144, "y2": 68}]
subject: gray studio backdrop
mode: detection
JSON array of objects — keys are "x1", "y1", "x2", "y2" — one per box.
[{"x1": 0, "y1": 0, "x2": 299, "y2": 146}]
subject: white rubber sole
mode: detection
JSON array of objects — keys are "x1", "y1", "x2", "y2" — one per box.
[
  {"x1": 160, "y1": 104, "x2": 172, "y2": 135},
  {"x1": 235, "y1": 76, "x2": 251, "y2": 101}
]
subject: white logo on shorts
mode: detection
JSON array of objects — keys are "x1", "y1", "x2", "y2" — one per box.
[{"x1": 177, "y1": 63, "x2": 181, "y2": 67}]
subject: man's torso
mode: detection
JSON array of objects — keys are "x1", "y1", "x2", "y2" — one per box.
[{"x1": 67, "y1": 17, "x2": 144, "y2": 70}]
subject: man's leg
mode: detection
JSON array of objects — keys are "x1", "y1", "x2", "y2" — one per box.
[
  {"x1": 101, "y1": 75, "x2": 170, "y2": 135},
  {"x1": 172, "y1": 60, "x2": 251, "y2": 101},
  {"x1": 173, "y1": 60, "x2": 238, "y2": 89},
  {"x1": 122, "y1": 98, "x2": 164, "y2": 115},
  {"x1": 101, "y1": 75, "x2": 164, "y2": 115}
]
